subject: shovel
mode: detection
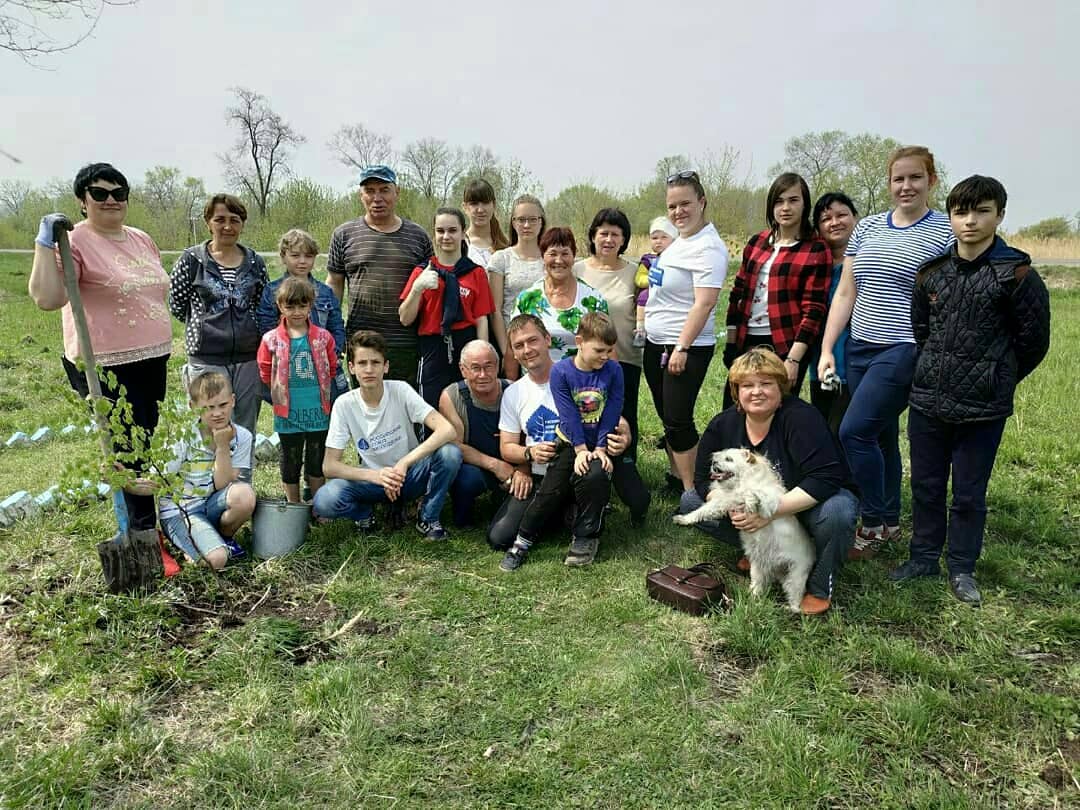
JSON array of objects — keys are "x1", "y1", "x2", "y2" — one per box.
[{"x1": 54, "y1": 222, "x2": 163, "y2": 594}]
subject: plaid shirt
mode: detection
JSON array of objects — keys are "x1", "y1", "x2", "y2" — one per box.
[{"x1": 726, "y1": 230, "x2": 831, "y2": 358}]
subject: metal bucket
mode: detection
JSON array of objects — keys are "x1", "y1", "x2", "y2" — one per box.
[{"x1": 252, "y1": 499, "x2": 311, "y2": 559}]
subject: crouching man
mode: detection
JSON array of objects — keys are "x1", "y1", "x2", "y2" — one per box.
[{"x1": 314, "y1": 330, "x2": 462, "y2": 540}]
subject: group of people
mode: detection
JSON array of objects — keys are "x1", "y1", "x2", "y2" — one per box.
[{"x1": 27, "y1": 146, "x2": 1051, "y2": 614}]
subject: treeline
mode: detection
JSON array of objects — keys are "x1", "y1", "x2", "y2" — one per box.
[{"x1": 2, "y1": 87, "x2": 1072, "y2": 252}]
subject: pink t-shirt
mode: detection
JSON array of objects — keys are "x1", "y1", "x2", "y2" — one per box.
[{"x1": 57, "y1": 223, "x2": 172, "y2": 366}]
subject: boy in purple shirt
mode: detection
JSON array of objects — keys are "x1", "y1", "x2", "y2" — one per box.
[{"x1": 503, "y1": 313, "x2": 624, "y2": 569}]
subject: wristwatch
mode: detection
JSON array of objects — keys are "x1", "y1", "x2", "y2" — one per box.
[
  {"x1": 524, "y1": 446, "x2": 533, "y2": 463},
  {"x1": 673, "y1": 343, "x2": 687, "y2": 353}
]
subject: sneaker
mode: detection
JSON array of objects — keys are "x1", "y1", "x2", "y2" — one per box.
[
  {"x1": 222, "y1": 537, "x2": 246, "y2": 561},
  {"x1": 565, "y1": 535, "x2": 599, "y2": 566},
  {"x1": 416, "y1": 519, "x2": 450, "y2": 541},
  {"x1": 632, "y1": 328, "x2": 646, "y2": 348},
  {"x1": 848, "y1": 526, "x2": 889, "y2": 560},
  {"x1": 949, "y1": 573, "x2": 982, "y2": 605},
  {"x1": 354, "y1": 513, "x2": 378, "y2": 533},
  {"x1": 888, "y1": 558, "x2": 942, "y2": 581},
  {"x1": 500, "y1": 540, "x2": 531, "y2": 572},
  {"x1": 884, "y1": 524, "x2": 902, "y2": 542}
]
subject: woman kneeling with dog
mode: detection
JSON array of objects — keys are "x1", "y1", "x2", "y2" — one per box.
[{"x1": 677, "y1": 347, "x2": 858, "y2": 615}]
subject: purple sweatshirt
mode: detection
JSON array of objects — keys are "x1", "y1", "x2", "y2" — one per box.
[{"x1": 550, "y1": 357, "x2": 624, "y2": 450}]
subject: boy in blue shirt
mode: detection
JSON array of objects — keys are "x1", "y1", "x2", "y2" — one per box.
[
  {"x1": 159, "y1": 372, "x2": 257, "y2": 569},
  {"x1": 503, "y1": 312, "x2": 624, "y2": 569},
  {"x1": 890, "y1": 175, "x2": 1050, "y2": 604}
]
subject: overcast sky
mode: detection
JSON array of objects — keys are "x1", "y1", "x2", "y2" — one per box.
[{"x1": 3, "y1": 0, "x2": 1078, "y2": 228}]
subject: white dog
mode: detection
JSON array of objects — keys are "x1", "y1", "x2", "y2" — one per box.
[{"x1": 673, "y1": 448, "x2": 816, "y2": 612}]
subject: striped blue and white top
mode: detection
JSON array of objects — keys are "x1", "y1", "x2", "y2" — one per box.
[{"x1": 846, "y1": 209, "x2": 953, "y2": 344}]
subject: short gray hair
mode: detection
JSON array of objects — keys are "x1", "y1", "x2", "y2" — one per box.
[{"x1": 459, "y1": 340, "x2": 498, "y2": 366}]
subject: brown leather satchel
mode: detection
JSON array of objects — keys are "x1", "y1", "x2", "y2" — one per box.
[{"x1": 646, "y1": 563, "x2": 732, "y2": 616}]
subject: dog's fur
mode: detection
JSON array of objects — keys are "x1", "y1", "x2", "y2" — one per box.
[{"x1": 673, "y1": 448, "x2": 815, "y2": 612}]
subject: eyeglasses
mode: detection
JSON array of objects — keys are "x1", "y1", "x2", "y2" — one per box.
[
  {"x1": 666, "y1": 170, "x2": 700, "y2": 185},
  {"x1": 512, "y1": 216, "x2": 541, "y2": 225},
  {"x1": 86, "y1": 186, "x2": 130, "y2": 203}
]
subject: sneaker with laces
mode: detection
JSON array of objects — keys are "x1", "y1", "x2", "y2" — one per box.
[
  {"x1": 888, "y1": 558, "x2": 941, "y2": 581},
  {"x1": 848, "y1": 526, "x2": 889, "y2": 560},
  {"x1": 564, "y1": 535, "x2": 599, "y2": 566},
  {"x1": 222, "y1": 537, "x2": 246, "y2": 561},
  {"x1": 500, "y1": 539, "x2": 531, "y2": 572},
  {"x1": 416, "y1": 519, "x2": 450, "y2": 541},
  {"x1": 354, "y1": 513, "x2": 378, "y2": 533}
]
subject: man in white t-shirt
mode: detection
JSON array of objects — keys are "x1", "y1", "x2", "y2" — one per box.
[
  {"x1": 488, "y1": 314, "x2": 631, "y2": 566},
  {"x1": 313, "y1": 330, "x2": 462, "y2": 540}
]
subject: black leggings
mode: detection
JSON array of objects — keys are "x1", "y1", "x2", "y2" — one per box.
[
  {"x1": 642, "y1": 341, "x2": 714, "y2": 452},
  {"x1": 517, "y1": 444, "x2": 610, "y2": 541},
  {"x1": 63, "y1": 353, "x2": 168, "y2": 530},
  {"x1": 278, "y1": 430, "x2": 328, "y2": 485}
]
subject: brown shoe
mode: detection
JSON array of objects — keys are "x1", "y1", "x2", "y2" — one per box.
[
  {"x1": 800, "y1": 594, "x2": 831, "y2": 615},
  {"x1": 735, "y1": 555, "x2": 751, "y2": 574}
]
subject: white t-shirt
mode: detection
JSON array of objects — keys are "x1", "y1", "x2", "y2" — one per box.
[
  {"x1": 644, "y1": 222, "x2": 729, "y2": 346},
  {"x1": 159, "y1": 423, "x2": 253, "y2": 519},
  {"x1": 468, "y1": 242, "x2": 493, "y2": 268},
  {"x1": 747, "y1": 243, "x2": 791, "y2": 335},
  {"x1": 326, "y1": 381, "x2": 433, "y2": 470},
  {"x1": 498, "y1": 373, "x2": 560, "y2": 476},
  {"x1": 487, "y1": 247, "x2": 546, "y2": 323}
]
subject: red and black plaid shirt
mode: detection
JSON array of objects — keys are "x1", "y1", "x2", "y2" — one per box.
[{"x1": 726, "y1": 230, "x2": 831, "y2": 358}]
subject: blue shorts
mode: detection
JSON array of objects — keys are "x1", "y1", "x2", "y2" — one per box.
[{"x1": 160, "y1": 484, "x2": 235, "y2": 561}]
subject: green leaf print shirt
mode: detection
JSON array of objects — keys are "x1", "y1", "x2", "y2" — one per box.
[{"x1": 512, "y1": 278, "x2": 609, "y2": 363}]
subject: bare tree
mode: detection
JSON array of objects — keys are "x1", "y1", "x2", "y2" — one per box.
[
  {"x1": 400, "y1": 137, "x2": 464, "y2": 202},
  {"x1": 462, "y1": 145, "x2": 499, "y2": 180},
  {"x1": 1, "y1": 0, "x2": 136, "y2": 60},
  {"x1": 326, "y1": 123, "x2": 392, "y2": 172},
  {"x1": 496, "y1": 157, "x2": 539, "y2": 216},
  {"x1": 0, "y1": 178, "x2": 33, "y2": 215},
  {"x1": 220, "y1": 87, "x2": 305, "y2": 216},
  {"x1": 696, "y1": 146, "x2": 741, "y2": 195},
  {"x1": 770, "y1": 130, "x2": 847, "y2": 190}
]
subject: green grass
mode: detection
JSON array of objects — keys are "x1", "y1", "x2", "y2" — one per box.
[{"x1": 0, "y1": 254, "x2": 1077, "y2": 808}]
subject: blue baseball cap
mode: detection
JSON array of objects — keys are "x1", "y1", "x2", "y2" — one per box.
[{"x1": 358, "y1": 165, "x2": 397, "y2": 185}]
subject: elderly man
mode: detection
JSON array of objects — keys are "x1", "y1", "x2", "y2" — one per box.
[
  {"x1": 326, "y1": 164, "x2": 433, "y2": 385},
  {"x1": 438, "y1": 340, "x2": 519, "y2": 527},
  {"x1": 489, "y1": 314, "x2": 640, "y2": 569}
]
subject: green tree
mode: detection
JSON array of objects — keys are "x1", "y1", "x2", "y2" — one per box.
[
  {"x1": 1017, "y1": 216, "x2": 1073, "y2": 240},
  {"x1": 544, "y1": 183, "x2": 621, "y2": 251}
]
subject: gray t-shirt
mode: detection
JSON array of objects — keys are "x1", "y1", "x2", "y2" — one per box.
[{"x1": 327, "y1": 217, "x2": 434, "y2": 348}]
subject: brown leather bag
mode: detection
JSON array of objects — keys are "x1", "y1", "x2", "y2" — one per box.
[{"x1": 646, "y1": 563, "x2": 732, "y2": 616}]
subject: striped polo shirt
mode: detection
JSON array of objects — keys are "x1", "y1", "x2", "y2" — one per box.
[
  {"x1": 326, "y1": 217, "x2": 434, "y2": 347},
  {"x1": 846, "y1": 209, "x2": 953, "y2": 344}
]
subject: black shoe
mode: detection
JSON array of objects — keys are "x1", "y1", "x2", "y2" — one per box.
[
  {"x1": 386, "y1": 501, "x2": 407, "y2": 531},
  {"x1": 500, "y1": 542, "x2": 530, "y2": 572},
  {"x1": 664, "y1": 473, "x2": 682, "y2": 494},
  {"x1": 565, "y1": 535, "x2": 599, "y2": 567},
  {"x1": 416, "y1": 519, "x2": 450, "y2": 541},
  {"x1": 302, "y1": 485, "x2": 313, "y2": 503},
  {"x1": 949, "y1": 573, "x2": 982, "y2": 605},
  {"x1": 888, "y1": 559, "x2": 941, "y2": 582},
  {"x1": 630, "y1": 509, "x2": 647, "y2": 529}
]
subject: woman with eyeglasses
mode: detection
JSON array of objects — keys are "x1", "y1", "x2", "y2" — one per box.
[
  {"x1": 169, "y1": 193, "x2": 270, "y2": 452},
  {"x1": 486, "y1": 194, "x2": 546, "y2": 379},
  {"x1": 722, "y1": 172, "x2": 830, "y2": 408},
  {"x1": 29, "y1": 162, "x2": 172, "y2": 531},
  {"x1": 643, "y1": 171, "x2": 730, "y2": 494}
]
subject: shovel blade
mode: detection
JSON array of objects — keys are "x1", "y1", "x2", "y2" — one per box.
[{"x1": 97, "y1": 528, "x2": 164, "y2": 594}]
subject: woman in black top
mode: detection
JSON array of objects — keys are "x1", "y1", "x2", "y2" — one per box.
[{"x1": 676, "y1": 347, "x2": 858, "y2": 614}]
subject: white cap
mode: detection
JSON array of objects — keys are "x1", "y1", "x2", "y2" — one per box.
[{"x1": 649, "y1": 216, "x2": 678, "y2": 240}]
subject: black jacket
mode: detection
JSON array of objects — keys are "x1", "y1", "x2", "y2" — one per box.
[
  {"x1": 169, "y1": 242, "x2": 269, "y2": 365},
  {"x1": 910, "y1": 237, "x2": 1050, "y2": 423}
]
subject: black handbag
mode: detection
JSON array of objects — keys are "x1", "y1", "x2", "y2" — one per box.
[{"x1": 646, "y1": 563, "x2": 732, "y2": 616}]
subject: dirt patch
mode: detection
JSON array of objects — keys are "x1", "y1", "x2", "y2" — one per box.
[
  {"x1": 845, "y1": 669, "x2": 896, "y2": 697},
  {"x1": 1040, "y1": 738, "x2": 1080, "y2": 791},
  {"x1": 688, "y1": 626, "x2": 758, "y2": 700}
]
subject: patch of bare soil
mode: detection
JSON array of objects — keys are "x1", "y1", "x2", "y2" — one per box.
[
  {"x1": 688, "y1": 625, "x2": 758, "y2": 701},
  {"x1": 1040, "y1": 738, "x2": 1080, "y2": 791}
]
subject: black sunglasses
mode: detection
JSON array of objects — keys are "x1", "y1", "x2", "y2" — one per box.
[
  {"x1": 86, "y1": 186, "x2": 130, "y2": 203},
  {"x1": 666, "y1": 170, "x2": 700, "y2": 184}
]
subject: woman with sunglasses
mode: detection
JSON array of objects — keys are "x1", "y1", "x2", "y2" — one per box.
[
  {"x1": 643, "y1": 171, "x2": 730, "y2": 494},
  {"x1": 486, "y1": 194, "x2": 546, "y2": 379},
  {"x1": 29, "y1": 162, "x2": 171, "y2": 531},
  {"x1": 169, "y1": 193, "x2": 269, "y2": 453}
]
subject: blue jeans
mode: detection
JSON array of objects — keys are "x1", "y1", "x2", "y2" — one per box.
[
  {"x1": 678, "y1": 487, "x2": 859, "y2": 599},
  {"x1": 908, "y1": 409, "x2": 1007, "y2": 575},
  {"x1": 313, "y1": 444, "x2": 462, "y2": 524},
  {"x1": 450, "y1": 462, "x2": 503, "y2": 526},
  {"x1": 840, "y1": 340, "x2": 916, "y2": 526},
  {"x1": 161, "y1": 484, "x2": 234, "y2": 560}
]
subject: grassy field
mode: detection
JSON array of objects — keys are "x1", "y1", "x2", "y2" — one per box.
[{"x1": 0, "y1": 252, "x2": 1076, "y2": 809}]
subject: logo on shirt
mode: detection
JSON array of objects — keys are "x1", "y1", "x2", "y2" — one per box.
[
  {"x1": 571, "y1": 388, "x2": 606, "y2": 424},
  {"x1": 648, "y1": 262, "x2": 664, "y2": 288},
  {"x1": 357, "y1": 438, "x2": 370, "y2": 451},
  {"x1": 525, "y1": 405, "x2": 559, "y2": 443}
]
